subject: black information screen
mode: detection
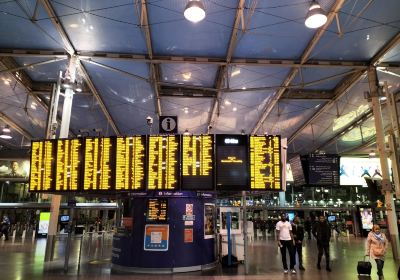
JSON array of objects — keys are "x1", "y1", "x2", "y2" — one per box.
[
  {"x1": 289, "y1": 155, "x2": 306, "y2": 187},
  {"x1": 181, "y1": 135, "x2": 214, "y2": 190},
  {"x1": 216, "y1": 134, "x2": 249, "y2": 191},
  {"x1": 308, "y1": 154, "x2": 339, "y2": 185},
  {"x1": 146, "y1": 198, "x2": 168, "y2": 222}
]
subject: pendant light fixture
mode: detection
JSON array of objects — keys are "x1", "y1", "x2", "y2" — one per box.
[
  {"x1": 0, "y1": 125, "x2": 12, "y2": 139},
  {"x1": 184, "y1": 0, "x2": 206, "y2": 23},
  {"x1": 305, "y1": 1, "x2": 327, "y2": 29}
]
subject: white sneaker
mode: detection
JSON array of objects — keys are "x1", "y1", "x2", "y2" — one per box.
[
  {"x1": 291, "y1": 269, "x2": 296, "y2": 274},
  {"x1": 284, "y1": 269, "x2": 288, "y2": 274}
]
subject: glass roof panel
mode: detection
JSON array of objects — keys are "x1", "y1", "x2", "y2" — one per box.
[
  {"x1": 14, "y1": 57, "x2": 68, "y2": 82},
  {"x1": 160, "y1": 63, "x2": 218, "y2": 88}
]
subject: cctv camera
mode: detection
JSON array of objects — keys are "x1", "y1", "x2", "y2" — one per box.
[{"x1": 146, "y1": 116, "x2": 153, "y2": 125}]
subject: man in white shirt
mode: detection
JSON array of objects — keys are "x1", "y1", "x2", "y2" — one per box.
[{"x1": 276, "y1": 213, "x2": 295, "y2": 274}]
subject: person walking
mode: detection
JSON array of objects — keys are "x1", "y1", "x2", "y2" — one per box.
[
  {"x1": 313, "y1": 215, "x2": 331, "y2": 272},
  {"x1": 292, "y1": 216, "x2": 305, "y2": 271},
  {"x1": 305, "y1": 217, "x2": 312, "y2": 240},
  {"x1": 276, "y1": 213, "x2": 296, "y2": 274},
  {"x1": 1, "y1": 215, "x2": 10, "y2": 241},
  {"x1": 366, "y1": 225, "x2": 388, "y2": 280}
]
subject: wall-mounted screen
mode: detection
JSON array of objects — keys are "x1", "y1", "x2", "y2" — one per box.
[
  {"x1": 55, "y1": 139, "x2": 83, "y2": 191},
  {"x1": 146, "y1": 198, "x2": 168, "y2": 222},
  {"x1": 0, "y1": 159, "x2": 29, "y2": 181},
  {"x1": 359, "y1": 207, "x2": 373, "y2": 230},
  {"x1": 83, "y1": 138, "x2": 115, "y2": 191},
  {"x1": 29, "y1": 140, "x2": 55, "y2": 192},
  {"x1": 147, "y1": 136, "x2": 180, "y2": 190},
  {"x1": 181, "y1": 135, "x2": 214, "y2": 190},
  {"x1": 216, "y1": 134, "x2": 248, "y2": 191},
  {"x1": 249, "y1": 135, "x2": 281, "y2": 190},
  {"x1": 115, "y1": 136, "x2": 146, "y2": 191}
]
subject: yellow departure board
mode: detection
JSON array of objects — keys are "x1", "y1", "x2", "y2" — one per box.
[
  {"x1": 29, "y1": 140, "x2": 55, "y2": 191},
  {"x1": 115, "y1": 136, "x2": 146, "y2": 191},
  {"x1": 146, "y1": 198, "x2": 168, "y2": 222},
  {"x1": 147, "y1": 135, "x2": 180, "y2": 190},
  {"x1": 55, "y1": 139, "x2": 82, "y2": 191},
  {"x1": 83, "y1": 137, "x2": 114, "y2": 191},
  {"x1": 249, "y1": 135, "x2": 281, "y2": 190},
  {"x1": 182, "y1": 135, "x2": 214, "y2": 190}
]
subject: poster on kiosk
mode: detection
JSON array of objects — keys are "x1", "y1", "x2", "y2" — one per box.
[{"x1": 219, "y1": 207, "x2": 244, "y2": 261}]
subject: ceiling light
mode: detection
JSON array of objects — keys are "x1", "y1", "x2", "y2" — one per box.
[
  {"x1": 231, "y1": 69, "x2": 241, "y2": 77},
  {"x1": 182, "y1": 72, "x2": 192, "y2": 80},
  {"x1": 2, "y1": 125, "x2": 10, "y2": 133},
  {"x1": 242, "y1": 87, "x2": 246, "y2": 90},
  {"x1": 0, "y1": 134, "x2": 12, "y2": 139},
  {"x1": 305, "y1": 1, "x2": 327, "y2": 29},
  {"x1": 183, "y1": 129, "x2": 190, "y2": 135},
  {"x1": 184, "y1": 0, "x2": 206, "y2": 23},
  {"x1": 69, "y1": 23, "x2": 79, "y2": 28},
  {"x1": 224, "y1": 100, "x2": 231, "y2": 106},
  {"x1": 379, "y1": 96, "x2": 387, "y2": 101}
]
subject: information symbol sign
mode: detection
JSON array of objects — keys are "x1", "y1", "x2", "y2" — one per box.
[{"x1": 159, "y1": 116, "x2": 178, "y2": 134}]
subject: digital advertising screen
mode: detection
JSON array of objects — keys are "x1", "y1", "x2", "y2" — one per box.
[
  {"x1": 55, "y1": 139, "x2": 83, "y2": 191},
  {"x1": 308, "y1": 154, "x2": 339, "y2": 186},
  {"x1": 340, "y1": 157, "x2": 388, "y2": 187},
  {"x1": 0, "y1": 159, "x2": 29, "y2": 181},
  {"x1": 29, "y1": 140, "x2": 55, "y2": 192},
  {"x1": 249, "y1": 135, "x2": 281, "y2": 190},
  {"x1": 115, "y1": 136, "x2": 146, "y2": 191},
  {"x1": 38, "y1": 212, "x2": 50, "y2": 235},
  {"x1": 146, "y1": 198, "x2": 168, "y2": 222},
  {"x1": 327, "y1": 215, "x2": 336, "y2": 223},
  {"x1": 147, "y1": 135, "x2": 180, "y2": 190},
  {"x1": 216, "y1": 134, "x2": 249, "y2": 191},
  {"x1": 181, "y1": 135, "x2": 214, "y2": 190},
  {"x1": 83, "y1": 137, "x2": 115, "y2": 191},
  {"x1": 359, "y1": 207, "x2": 373, "y2": 230}
]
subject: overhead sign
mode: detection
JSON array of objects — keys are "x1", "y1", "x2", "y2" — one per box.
[
  {"x1": 159, "y1": 116, "x2": 178, "y2": 134},
  {"x1": 29, "y1": 140, "x2": 55, "y2": 192},
  {"x1": 55, "y1": 139, "x2": 83, "y2": 191}
]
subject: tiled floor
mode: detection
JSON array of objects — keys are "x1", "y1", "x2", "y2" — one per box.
[{"x1": 0, "y1": 234, "x2": 399, "y2": 280}]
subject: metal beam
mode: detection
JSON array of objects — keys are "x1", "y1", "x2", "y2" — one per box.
[
  {"x1": 0, "y1": 112, "x2": 33, "y2": 140},
  {"x1": 280, "y1": 89, "x2": 334, "y2": 100},
  {"x1": 160, "y1": 85, "x2": 216, "y2": 98},
  {"x1": 39, "y1": 0, "x2": 120, "y2": 135},
  {"x1": 78, "y1": 62, "x2": 120, "y2": 135},
  {"x1": 40, "y1": 0, "x2": 75, "y2": 54},
  {"x1": 207, "y1": 0, "x2": 245, "y2": 131},
  {"x1": 140, "y1": 1, "x2": 161, "y2": 117},
  {"x1": 0, "y1": 49, "x2": 379, "y2": 69},
  {"x1": 287, "y1": 32, "x2": 400, "y2": 145},
  {"x1": 288, "y1": 70, "x2": 365, "y2": 144},
  {"x1": 252, "y1": 0, "x2": 346, "y2": 134}
]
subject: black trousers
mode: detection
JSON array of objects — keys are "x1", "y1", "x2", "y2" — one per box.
[
  {"x1": 1, "y1": 228, "x2": 8, "y2": 240},
  {"x1": 280, "y1": 240, "x2": 295, "y2": 270},
  {"x1": 375, "y1": 259, "x2": 384, "y2": 276},
  {"x1": 294, "y1": 242, "x2": 303, "y2": 265},
  {"x1": 317, "y1": 242, "x2": 330, "y2": 267}
]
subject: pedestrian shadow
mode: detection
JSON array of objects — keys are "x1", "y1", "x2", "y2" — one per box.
[{"x1": 357, "y1": 275, "x2": 371, "y2": 280}]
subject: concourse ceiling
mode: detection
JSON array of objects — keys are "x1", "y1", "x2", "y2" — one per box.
[{"x1": 0, "y1": 0, "x2": 399, "y2": 157}]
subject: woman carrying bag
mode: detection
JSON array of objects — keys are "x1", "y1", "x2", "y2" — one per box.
[{"x1": 366, "y1": 225, "x2": 388, "y2": 280}]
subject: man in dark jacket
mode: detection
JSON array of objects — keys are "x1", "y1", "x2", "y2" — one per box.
[
  {"x1": 292, "y1": 216, "x2": 305, "y2": 271},
  {"x1": 313, "y1": 215, "x2": 331, "y2": 272}
]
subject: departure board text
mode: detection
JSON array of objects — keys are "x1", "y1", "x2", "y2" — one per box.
[
  {"x1": 182, "y1": 135, "x2": 214, "y2": 190},
  {"x1": 147, "y1": 136, "x2": 180, "y2": 190},
  {"x1": 83, "y1": 138, "x2": 114, "y2": 191},
  {"x1": 146, "y1": 198, "x2": 168, "y2": 222},
  {"x1": 115, "y1": 136, "x2": 146, "y2": 191},
  {"x1": 55, "y1": 139, "x2": 82, "y2": 191},
  {"x1": 249, "y1": 136, "x2": 281, "y2": 190},
  {"x1": 29, "y1": 140, "x2": 55, "y2": 191}
]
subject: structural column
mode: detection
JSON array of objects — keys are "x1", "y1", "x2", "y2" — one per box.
[
  {"x1": 368, "y1": 67, "x2": 400, "y2": 260},
  {"x1": 45, "y1": 55, "x2": 78, "y2": 261}
]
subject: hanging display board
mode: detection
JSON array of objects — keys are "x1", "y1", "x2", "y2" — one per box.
[
  {"x1": 115, "y1": 136, "x2": 146, "y2": 191},
  {"x1": 147, "y1": 135, "x2": 180, "y2": 190},
  {"x1": 83, "y1": 137, "x2": 115, "y2": 191},
  {"x1": 215, "y1": 134, "x2": 249, "y2": 191},
  {"x1": 249, "y1": 135, "x2": 281, "y2": 190},
  {"x1": 181, "y1": 135, "x2": 214, "y2": 190},
  {"x1": 55, "y1": 139, "x2": 83, "y2": 191},
  {"x1": 29, "y1": 140, "x2": 55, "y2": 191},
  {"x1": 308, "y1": 154, "x2": 339, "y2": 186},
  {"x1": 289, "y1": 155, "x2": 307, "y2": 187}
]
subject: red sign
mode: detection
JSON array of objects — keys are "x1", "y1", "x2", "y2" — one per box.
[{"x1": 184, "y1": 228, "x2": 193, "y2": 243}]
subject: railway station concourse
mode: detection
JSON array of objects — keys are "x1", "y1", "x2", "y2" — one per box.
[{"x1": 1, "y1": 0, "x2": 400, "y2": 279}]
